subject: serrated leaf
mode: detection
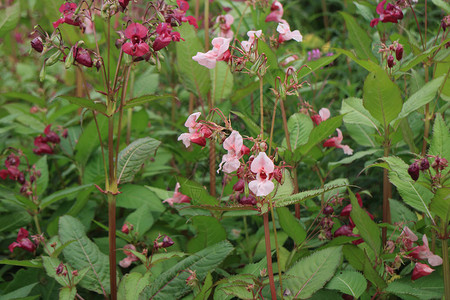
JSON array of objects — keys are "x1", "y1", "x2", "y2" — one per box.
[
  {"x1": 59, "y1": 215, "x2": 110, "y2": 294},
  {"x1": 284, "y1": 113, "x2": 314, "y2": 150},
  {"x1": 429, "y1": 113, "x2": 450, "y2": 160},
  {"x1": 341, "y1": 97, "x2": 380, "y2": 130},
  {"x1": 40, "y1": 184, "x2": 93, "y2": 209},
  {"x1": 390, "y1": 198, "x2": 418, "y2": 224},
  {"x1": 0, "y1": 2, "x2": 20, "y2": 38},
  {"x1": 277, "y1": 207, "x2": 306, "y2": 244},
  {"x1": 273, "y1": 169, "x2": 294, "y2": 200},
  {"x1": 339, "y1": 12, "x2": 377, "y2": 62},
  {"x1": 211, "y1": 61, "x2": 233, "y2": 102},
  {"x1": 178, "y1": 177, "x2": 218, "y2": 205},
  {"x1": 123, "y1": 95, "x2": 172, "y2": 109},
  {"x1": 386, "y1": 277, "x2": 444, "y2": 299},
  {"x1": 0, "y1": 259, "x2": 43, "y2": 268},
  {"x1": 194, "y1": 272, "x2": 213, "y2": 300},
  {"x1": 363, "y1": 67, "x2": 402, "y2": 129},
  {"x1": 125, "y1": 205, "x2": 154, "y2": 238},
  {"x1": 117, "y1": 137, "x2": 161, "y2": 184},
  {"x1": 432, "y1": 0, "x2": 450, "y2": 14},
  {"x1": 335, "y1": 48, "x2": 380, "y2": 72},
  {"x1": 42, "y1": 256, "x2": 70, "y2": 286},
  {"x1": 187, "y1": 216, "x2": 227, "y2": 253},
  {"x1": 430, "y1": 187, "x2": 450, "y2": 222},
  {"x1": 59, "y1": 96, "x2": 107, "y2": 115},
  {"x1": 326, "y1": 270, "x2": 367, "y2": 298},
  {"x1": 141, "y1": 240, "x2": 234, "y2": 299},
  {"x1": 35, "y1": 156, "x2": 48, "y2": 196},
  {"x1": 284, "y1": 246, "x2": 343, "y2": 299},
  {"x1": 349, "y1": 190, "x2": 381, "y2": 255},
  {"x1": 328, "y1": 149, "x2": 379, "y2": 169},
  {"x1": 118, "y1": 272, "x2": 152, "y2": 300},
  {"x1": 59, "y1": 287, "x2": 77, "y2": 300}
]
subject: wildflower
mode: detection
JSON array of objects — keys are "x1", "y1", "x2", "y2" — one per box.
[
  {"x1": 323, "y1": 129, "x2": 353, "y2": 155},
  {"x1": 153, "y1": 23, "x2": 184, "y2": 52},
  {"x1": 323, "y1": 205, "x2": 334, "y2": 215},
  {"x1": 122, "y1": 23, "x2": 150, "y2": 57},
  {"x1": 277, "y1": 22, "x2": 302, "y2": 43},
  {"x1": 249, "y1": 152, "x2": 275, "y2": 197},
  {"x1": 192, "y1": 37, "x2": 231, "y2": 69},
  {"x1": 412, "y1": 263, "x2": 434, "y2": 280},
  {"x1": 307, "y1": 49, "x2": 321, "y2": 61},
  {"x1": 265, "y1": 1, "x2": 284, "y2": 23},
  {"x1": 387, "y1": 55, "x2": 395, "y2": 68},
  {"x1": 432, "y1": 156, "x2": 448, "y2": 171},
  {"x1": 239, "y1": 195, "x2": 257, "y2": 206},
  {"x1": 163, "y1": 182, "x2": 191, "y2": 206},
  {"x1": 9, "y1": 228, "x2": 36, "y2": 253},
  {"x1": 53, "y1": 2, "x2": 81, "y2": 29},
  {"x1": 218, "y1": 131, "x2": 248, "y2": 173},
  {"x1": 419, "y1": 158, "x2": 430, "y2": 171},
  {"x1": 119, "y1": 244, "x2": 139, "y2": 268},
  {"x1": 166, "y1": 0, "x2": 198, "y2": 29},
  {"x1": 118, "y1": 0, "x2": 130, "y2": 11},
  {"x1": 370, "y1": 0, "x2": 404, "y2": 27},
  {"x1": 154, "y1": 234, "x2": 175, "y2": 249},
  {"x1": 400, "y1": 226, "x2": 418, "y2": 250},
  {"x1": 33, "y1": 125, "x2": 62, "y2": 155},
  {"x1": 121, "y1": 223, "x2": 131, "y2": 234},
  {"x1": 216, "y1": 14, "x2": 234, "y2": 39},
  {"x1": 395, "y1": 44, "x2": 403, "y2": 60},
  {"x1": 280, "y1": 55, "x2": 299, "y2": 67},
  {"x1": 409, "y1": 235, "x2": 443, "y2": 266},
  {"x1": 310, "y1": 108, "x2": 330, "y2": 125},
  {"x1": 56, "y1": 263, "x2": 65, "y2": 275},
  {"x1": 233, "y1": 179, "x2": 245, "y2": 193},
  {"x1": 31, "y1": 37, "x2": 43, "y2": 53},
  {"x1": 74, "y1": 47, "x2": 93, "y2": 67},
  {"x1": 178, "y1": 112, "x2": 212, "y2": 147},
  {"x1": 186, "y1": 269, "x2": 197, "y2": 287},
  {"x1": 408, "y1": 162, "x2": 420, "y2": 181},
  {"x1": 241, "y1": 30, "x2": 262, "y2": 52}
]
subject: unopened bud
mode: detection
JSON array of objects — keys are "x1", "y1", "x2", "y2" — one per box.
[
  {"x1": 31, "y1": 37, "x2": 44, "y2": 53},
  {"x1": 395, "y1": 44, "x2": 403, "y2": 61},
  {"x1": 56, "y1": 262, "x2": 64, "y2": 275},
  {"x1": 387, "y1": 55, "x2": 395, "y2": 68},
  {"x1": 323, "y1": 205, "x2": 334, "y2": 215},
  {"x1": 419, "y1": 158, "x2": 430, "y2": 171},
  {"x1": 408, "y1": 162, "x2": 420, "y2": 181}
]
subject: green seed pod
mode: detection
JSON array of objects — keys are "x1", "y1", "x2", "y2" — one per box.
[
  {"x1": 39, "y1": 63, "x2": 46, "y2": 82},
  {"x1": 46, "y1": 50, "x2": 62, "y2": 66},
  {"x1": 65, "y1": 47, "x2": 75, "y2": 69}
]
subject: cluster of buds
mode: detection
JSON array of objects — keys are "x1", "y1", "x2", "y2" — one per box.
[
  {"x1": 379, "y1": 41, "x2": 403, "y2": 69},
  {"x1": 9, "y1": 228, "x2": 37, "y2": 253},
  {"x1": 33, "y1": 125, "x2": 66, "y2": 155},
  {"x1": 119, "y1": 244, "x2": 140, "y2": 268},
  {"x1": 153, "y1": 234, "x2": 174, "y2": 250},
  {"x1": 121, "y1": 222, "x2": 134, "y2": 235},
  {"x1": 408, "y1": 155, "x2": 448, "y2": 189}
]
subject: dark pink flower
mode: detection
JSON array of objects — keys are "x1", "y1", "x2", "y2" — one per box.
[
  {"x1": 412, "y1": 263, "x2": 434, "y2": 280},
  {"x1": 165, "y1": 0, "x2": 198, "y2": 28},
  {"x1": 119, "y1": 244, "x2": 139, "y2": 268},
  {"x1": 409, "y1": 235, "x2": 443, "y2": 266},
  {"x1": 74, "y1": 47, "x2": 93, "y2": 67},
  {"x1": 249, "y1": 152, "x2": 275, "y2": 197},
  {"x1": 31, "y1": 37, "x2": 43, "y2": 53},
  {"x1": 153, "y1": 23, "x2": 184, "y2": 52},
  {"x1": 9, "y1": 228, "x2": 36, "y2": 253},
  {"x1": 178, "y1": 112, "x2": 211, "y2": 147},
  {"x1": 163, "y1": 183, "x2": 191, "y2": 206},
  {"x1": 44, "y1": 125, "x2": 61, "y2": 144},
  {"x1": 122, "y1": 23, "x2": 149, "y2": 57},
  {"x1": 370, "y1": 0, "x2": 403, "y2": 27},
  {"x1": 121, "y1": 223, "x2": 130, "y2": 234},
  {"x1": 33, "y1": 136, "x2": 54, "y2": 155},
  {"x1": 53, "y1": 2, "x2": 80, "y2": 29},
  {"x1": 265, "y1": 1, "x2": 284, "y2": 23},
  {"x1": 323, "y1": 129, "x2": 353, "y2": 155},
  {"x1": 118, "y1": 0, "x2": 130, "y2": 10},
  {"x1": 311, "y1": 108, "x2": 330, "y2": 125}
]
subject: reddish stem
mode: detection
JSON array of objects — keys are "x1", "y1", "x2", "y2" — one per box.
[{"x1": 263, "y1": 212, "x2": 277, "y2": 299}]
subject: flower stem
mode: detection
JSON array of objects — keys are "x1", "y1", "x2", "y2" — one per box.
[
  {"x1": 107, "y1": 192, "x2": 117, "y2": 300},
  {"x1": 263, "y1": 212, "x2": 277, "y2": 299},
  {"x1": 442, "y1": 238, "x2": 450, "y2": 300},
  {"x1": 259, "y1": 76, "x2": 264, "y2": 138},
  {"x1": 33, "y1": 214, "x2": 42, "y2": 235},
  {"x1": 269, "y1": 201, "x2": 284, "y2": 299},
  {"x1": 382, "y1": 136, "x2": 391, "y2": 245}
]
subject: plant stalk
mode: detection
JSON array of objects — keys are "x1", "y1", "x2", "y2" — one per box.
[
  {"x1": 382, "y1": 138, "x2": 392, "y2": 245},
  {"x1": 107, "y1": 192, "x2": 117, "y2": 300},
  {"x1": 263, "y1": 212, "x2": 277, "y2": 299},
  {"x1": 442, "y1": 238, "x2": 450, "y2": 300}
]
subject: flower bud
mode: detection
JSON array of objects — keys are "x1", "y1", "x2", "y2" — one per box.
[
  {"x1": 323, "y1": 205, "x2": 334, "y2": 215},
  {"x1": 162, "y1": 235, "x2": 174, "y2": 248},
  {"x1": 75, "y1": 48, "x2": 93, "y2": 68},
  {"x1": 56, "y1": 262, "x2": 65, "y2": 275},
  {"x1": 387, "y1": 55, "x2": 395, "y2": 68},
  {"x1": 395, "y1": 44, "x2": 403, "y2": 60},
  {"x1": 419, "y1": 158, "x2": 430, "y2": 171},
  {"x1": 31, "y1": 37, "x2": 44, "y2": 53},
  {"x1": 121, "y1": 223, "x2": 130, "y2": 234},
  {"x1": 233, "y1": 179, "x2": 245, "y2": 193},
  {"x1": 408, "y1": 162, "x2": 420, "y2": 181},
  {"x1": 239, "y1": 195, "x2": 256, "y2": 206}
]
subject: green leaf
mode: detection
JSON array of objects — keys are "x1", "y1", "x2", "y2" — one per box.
[
  {"x1": 35, "y1": 156, "x2": 48, "y2": 196},
  {"x1": 275, "y1": 181, "x2": 348, "y2": 207},
  {"x1": 363, "y1": 67, "x2": 402, "y2": 129},
  {"x1": 429, "y1": 113, "x2": 450, "y2": 160},
  {"x1": 0, "y1": 259, "x2": 42, "y2": 268},
  {"x1": 339, "y1": 12, "x2": 377, "y2": 62},
  {"x1": 211, "y1": 61, "x2": 233, "y2": 102},
  {"x1": 117, "y1": 184, "x2": 165, "y2": 212},
  {"x1": 59, "y1": 287, "x2": 77, "y2": 300},
  {"x1": 178, "y1": 177, "x2": 218, "y2": 205},
  {"x1": 116, "y1": 137, "x2": 161, "y2": 184},
  {"x1": 326, "y1": 270, "x2": 367, "y2": 299},
  {"x1": 328, "y1": 149, "x2": 379, "y2": 169},
  {"x1": 284, "y1": 246, "x2": 343, "y2": 299},
  {"x1": 118, "y1": 272, "x2": 151, "y2": 300},
  {"x1": 298, "y1": 115, "x2": 344, "y2": 156},
  {"x1": 42, "y1": 256, "x2": 70, "y2": 286},
  {"x1": 349, "y1": 190, "x2": 381, "y2": 255},
  {"x1": 187, "y1": 216, "x2": 227, "y2": 253},
  {"x1": 341, "y1": 97, "x2": 380, "y2": 130},
  {"x1": 277, "y1": 207, "x2": 306, "y2": 244},
  {"x1": 175, "y1": 23, "x2": 211, "y2": 97},
  {"x1": 399, "y1": 44, "x2": 442, "y2": 73},
  {"x1": 141, "y1": 240, "x2": 234, "y2": 299},
  {"x1": 125, "y1": 205, "x2": 154, "y2": 238},
  {"x1": 231, "y1": 110, "x2": 262, "y2": 138},
  {"x1": 122, "y1": 94, "x2": 172, "y2": 110},
  {"x1": 40, "y1": 184, "x2": 93, "y2": 210},
  {"x1": 432, "y1": 0, "x2": 450, "y2": 14},
  {"x1": 0, "y1": 283, "x2": 37, "y2": 300},
  {"x1": 273, "y1": 169, "x2": 294, "y2": 200},
  {"x1": 335, "y1": 48, "x2": 380, "y2": 72},
  {"x1": 1, "y1": 92, "x2": 45, "y2": 106},
  {"x1": 59, "y1": 215, "x2": 110, "y2": 294},
  {"x1": 298, "y1": 54, "x2": 341, "y2": 79},
  {"x1": 59, "y1": 96, "x2": 107, "y2": 115},
  {"x1": 194, "y1": 272, "x2": 213, "y2": 300},
  {"x1": 231, "y1": 81, "x2": 260, "y2": 104},
  {"x1": 395, "y1": 76, "x2": 446, "y2": 121},
  {"x1": 385, "y1": 277, "x2": 444, "y2": 299},
  {"x1": 0, "y1": 2, "x2": 20, "y2": 38},
  {"x1": 75, "y1": 115, "x2": 108, "y2": 167},
  {"x1": 430, "y1": 187, "x2": 450, "y2": 222},
  {"x1": 284, "y1": 113, "x2": 314, "y2": 149},
  {"x1": 390, "y1": 198, "x2": 418, "y2": 224},
  {"x1": 0, "y1": 210, "x2": 32, "y2": 233}
]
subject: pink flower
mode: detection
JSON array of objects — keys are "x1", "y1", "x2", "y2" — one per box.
[
  {"x1": 400, "y1": 226, "x2": 418, "y2": 250},
  {"x1": 277, "y1": 22, "x2": 302, "y2": 43},
  {"x1": 412, "y1": 263, "x2": 434, "y2": 280},
  {"x1": 52, "y1": 3, "x2": 80, "y2": 29},
  {"x1": 9, "y1": 228, "x2": 36, "y2": 253},
  {"x1": 409, "y1": 235, "x2": 443, "y2": 266},
  {"x1": 249, "y1": 152, "x2": 275, "y2": 197},
  {"x1": 241, "y1": 30, "x2": 262, "y2": 52},
  {"x1": 119, "y1": 244, "x2": 139, "y2": 268},
  {"x1": 122, "y1": 23, "x2": 149, "y2": 57},
  {"x1": 118, "y1": 0, "x2": 130, "y2": 10},
  {"x1": 265, "y1": 1, "x2": 284, "y2": 23},
  {"x1": 177, "y1": 112, "x2": 211, "y2": 147},
  {"x1": 166, "y1": 0, "x2": 198, "y2": 29},
  {"x1": 280, "y1": 55, "x2": 299, "y2": 66},
  {"x1": 311, "y1": 108, "x2": 330, "y2": 125},
  {"x1": 217, "y1": 14, "x2": 234, "y2": 38},
  {"x1": 153, "y1": 23, "x2": 184, "y2": 51},
  {"x1": 323, "y1": 129, "x2": 353, "y2": 155},
  {"x1": 218, "y1": 131, "x2": 247, "y2": 173},
  {"x1": 370, "y1": 0, "x2": 404, "y2": 27},
  {"x1": 192, "y1": 37, "x2": 231, "y2": 69},
  {"x1": 163, "y1": 183, "x2": 191, "y2": 206}
]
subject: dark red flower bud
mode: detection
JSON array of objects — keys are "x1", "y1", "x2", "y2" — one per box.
[
  {"x1": 323, "y1": 205, "x2": 334, "y2": 215},
  {"x1": 408, "y1": 162, "x2": 420, "y2": 181},
  {"x1": 5, "y1": 153, "x2": 20, "y2": 168},
  {"x1": 46, "y1": 131, "x2": 60, "y2": 144},
  {"x1": 419, "y1": 158, "x2": 430, "y2": 171},
  {"x1": 273, "y1": 168, "x2": 283, "y2": 183},
  {"x1": 432, "y1": 156, "x2": 448, "y2": 171},
  {"x1": 162, "y1": 235, "x2": 174, "y2": 248},
  {"x1": 395, "y1": 44, "x2": 403, "y2": 60},
  {"x1": 387, "y1": 55, "x2": 395, "y2": 68},
  {"x1": 31, "y1": 37, "x2": 44, "y2": 53},
  {"x1": 118, "y1": 0, "x2": 130, "y2": 10},
  {"x1": 240, "y1": 145, "x2": 250, "y2": 156},
  {"x1": 75, "y1": 48, "x2": 93, "y2": 68},
  {"x1": 310, "y1": 114, "x2": 322, "y2": 126},
  {"x1": 219, "y1": 50, "x2": 231, "y2": 63},
  {"x1": 239, "y1": 195, "x2": 256, "y2": 206},
  {"x1": 56, "y1": 262, "x2": 65, "y2": 275},
  {"x1": 190, "y1": 136, "x2": 206, "y2": 147},
  {"x1": 334, "y1": 225, "x2": 357, "y2": 238},
  {"x1": 17, "y1": 173, "x2": 26, "y2": 185},
  {"x1": 62, "y1": 129, "x2": 68, "y2": 139},
  {"x1": 233, "y1": 179, "x2": 245, "y2": 193}
]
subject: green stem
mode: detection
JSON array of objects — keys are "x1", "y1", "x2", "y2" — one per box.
[
  {"x1": 269, "y1": 201, "x2": 284, "y2": 299},
  {"x1": 442, "y1": 238, "x2": 450, "y2": 300},
  {"x1": 33, "y1": 214, "x2": 42, "y2": 235},
  {"x1": 107, "y1": 192, "x2": 117, "y2": 300},
  {"x1": 259, "y1": 77, "x2": 264, "y2": 138},
  {"x1": 263, "y1": 212, "x2": 277, "y2": 299},
  {"x1": 382, "y1": 136, "x2": 391, "y2": 245}
]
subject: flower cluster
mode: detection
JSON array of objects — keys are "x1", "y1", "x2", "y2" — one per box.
[
  {"x1": 33, "y1": 125, "x2": 65, "y2": 155},
  {"x1": 407, "y1": 155, "x2": 448, "y2": 192},
  {"x1": 378, "y1": 41, "x2": 404, "y2": 69},
  {"x1": 370, "y1": 0, "x2": 404, "y2": 27},
  {"x1": 177, "y1": 112, "x2": 213, "y2": 147}
]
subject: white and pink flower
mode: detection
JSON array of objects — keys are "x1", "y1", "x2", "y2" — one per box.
[
  {"x1": 178, "y1": 112, "x2": 212, "y2": 147},
  {"x1": 265, "y1": 1, "x2": 284, "y2": 23},
  {"x1": 218, "y1": 131, "x2": 249, "y2": 173},
  {"x1": 249, "y1": 152, "x2": 275, "y2": 197},
  {"x1": 311, "y1": 108, "x2": 330, "y2": 125},
  {"x1": 241, "y1": 30, "x2": 262, "y2": 52},
  {"x1": 119, "y1": 244, "x2": 139, "y2": 268},
  {"x1": 216, "y1": 14, "x2": 234, "y2": 39},
  {"x1": 409, "y1": 234, "x2": 443, "y2": 266},
  {"x1": 277, "y1": 22, "x2": 302, "y2": 43},
  {"x1": 323, "y1": 129, "x2": 353, "y2": 155},
  {"x1": 192, "y1": 37, "x2": 231, "y2": 69},
  {"x1": 163, "y1": 182, "x2": 191, "y2": 206}
]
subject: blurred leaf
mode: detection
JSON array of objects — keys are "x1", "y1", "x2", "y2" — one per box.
[
  {"x1": 385, "y1": 276, "x2": 444, "y2": 299},
  {"x1": 328, "y1": 149, "x2": 378, "y2": 169},
  {"x1": 273, "y1": 169, "x2": 294, "y2": 200},
  {"x1": 390, "y1": 198, "x2": 418, "y2": 224},
  {"x1": 118, "y1": 272, "x2": 151, "y2": 300},
  {"x1": 123, "y1": 94, "x2": 172, "y2": 109},
  {"x1": 231, "y1": 110, "x2": 261, "y2": 137},
  {"x1": 59, "y1": 96, "x2": 107, "y2": 115},
  {"x1": 35, "y1": 156, "x2": 48, "y2": 196},
  {"x1": 40, "y1": 184, "x2": 93, "y2": 210},
  {"x1": 284, "y1": 246, "x2": 342, "y2": 299},
  {"x1": 211, "y1": 61, "x2": 233, "y2": 102},
  {"x1": 326, "y1": 270, "x2": 367, "y2": 298},
  {"x1": 335, "y1": 48, "x2": 380, "y2": 72},
  {"x1": 284, "y1": 113, "x2": 314, "y2": 149},
  {"x1": 187, "y1": 216, "x2": 227, "y2": 253},
  {"x1": 231, "y1": 81, "x2": 259, "y2": 104},
  {"x1": 0, "y1": 283, "x2": 37, "y2": 300},
  {"x1": 432, "y1": 0, "x2": 450, "y2": 13},
  {"x1": 429, "y1": 113, "x2": 450, "y2": 160},
  {"x1": 125, "y1": 205, "x2": 154, "y2": 238},
  {"x1": 298, "y1": 54, "x2": 341, "y2": 79},
  {"x1": 75, "y1": 115, "x2": 108, "y2": 167},
  {"x1": 430, "y1": 187, "x2": 450, "y2": 222},
  {"x1": 1, "y1": 92, "x2": 45, "y2": 106},
  {"x1": 277, "y1": 206, "x2": 306, "y2": 244},
  {"x1": 117, "y1": 137, "x2": 161, "y2": 184},
  {"x1": 0, "y1": 259, "x2": 42, "y2": 268},
  {"x1": 340, "y1": 12, "x2": 377, "y2": 62},
  {"x1": 194, "y1": 272, "x2": 213, "y2": 300},
  {"x1": 59, "y1": 287, "x2": 76, "y2": 300},
  {"x1": 0, "y1": 2, "x2": 20, "y2": 38},
  {"x1": 0, "y1": 210, "x2": 32, "y2": 233}
]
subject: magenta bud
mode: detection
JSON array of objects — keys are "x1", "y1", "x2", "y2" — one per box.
[
  {"x1": 162, "y1": 235, "x2": 174, "y2": 248},
  {"x1": 56, "y1": 262, "x2": 64, "y2": 275},
  {"x1": 395, "y1": 44, "x2": 403, "y2": 61},
  {"x1": 75, "y1": 48, "x2": 93, "y2": 68},
  {"x1": 233, "y1": 179, "x2": 245, "y2": 193},
  {"x1": 408, "y1": 162, "x2": 420, "y2": 181},
  {"x1": 419, "y1": 158, "x2": 430, "y2": 171},
  {"x1": 323, "y1": 205, "x2": 334, "y2": 215},
  {"x1": 31, "y1": 37, "x2": 44, "y2": 53},
  {"x1": 387, "y1": 55, "x2": 395, "y2": 68},
  {"x1": 239, "y1": 195, "x2": 256, "y2": 206}
]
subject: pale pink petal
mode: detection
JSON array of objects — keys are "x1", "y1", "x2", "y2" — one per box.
[
  {"x1": 184, "y1": 112, "x2": 201, "y2": 128},
  {"x1": 212, "y1": 37, "x2": 231, "y2": 59},
  {"x1": 341, "y1": 145, "x2": 354, "y2": 155},
  {"x1": 335, "y1": 128, "x2": 344, "y2": 144},
  {"x1": 428, "y1": 254, "x2": 443, "y2": 266},
  {"x1": 276, "y1": 23, "x2": 289, "y2": 35},
  {"x1": 250, "y1": 152, "x2": 274, "y2": 174},
  {"x1": 318, "y1": 108, "x2": 330, "y2": 121},
  {"x1": 192, "y1": 52, "x2": 218, "y2": 69},
  {"x1": 221, "y1": 156, "x2": 241, "y2": 173},
  {"x1": 241, "y1": 41, "x2": 252, "y2": 52},
  {"x1": 249, "y1": 178, "x2": 274, "y2": 197},
  {"x1": 402, "y1": 226, "x2": 418, "y2": 242},
  {"x1": 224, "y1": 14, "x2": 234, "y2": 26},
  {"x1": 223, "y1": 131, "x2": 243, "y2": 153},
  {"x1": 178, "y1": 133, "x2": 192, "y2": 147}
]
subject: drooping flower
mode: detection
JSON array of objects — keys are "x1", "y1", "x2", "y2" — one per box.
[
  {"x1": 119, "y1": 244, "x2": 139, "y2": 268},
  {"x1": 0, "y1": 153, "x2": 23, "y2": 181},
  {"x1": 192, "y1": 37, "x2": 231, "y2": 69},
  {"x1": 249, "y1": 152, "x2": 275, "y2": 197},
  {"x1": 31, "y1": 37, "x2": 44, "y2": 53},
  {"x1": 310, "y1": 108, "x2": 330, "y2": 125},
  {"x1": 265, "y1": 1, "x2": 284, "y2": 23},
  {"x1": 74, "y1": 47, "x2": 93, "y2": 67},
  {"x1": 400, "y1": 226, "x2": 418, "y2": 250},
  {"x1": 218, "y1": 131, "x2": 248, "y2": 174},
  {"x1": 154, "y1": 234, "x2": 175, "y2": 249},
  {"x1": 153, "y1": 23, "x2": 184, "y2": 52},
  {"x1": 408, "y1": 162, "x2": 420, "y2": 181},
  {"x1": 166, "y1": 0, "x2": 198, "y2": 28},
  {"x1": 9, "y1": 228, "x2": 36, "y2": 253},
  {"x1": 412, "y1": 262, "x2": 434, "y2": 280},
  {"x1": 241, "y1": 30, "x2": 262, "y2": 52},
  {"x1": 370, "y1": 0, "x2": 404, "y2": 27},
  {"x1": 122, "y1": 23, "x2": 150, "y2": 57},
  {"x1": 409, "y1": 235, "x2": 443, "y2": 266},
  {"x1": 177, "y1": 112, "x2": 212, "y2": 147},
  {"x1": 33, "y1": 125, "x2": 62, "y2": 155},
  {"x1": 53, "y1": 2, "x2": 80, "y2": 29},
  {"x1": 163, "y1": 182, "x2": 191, "y2": 206},
  {"x1": 118, "y1": 0, "x2": 130, "y2": 11},
  {"x1": 277, "y1": 22, "x2": 302, "y2": 43},
  {"x1": 323, "y1": 129, "x2": 353, "y2": 155},
  {"x1": 216, "y1": 14, "x2": 234, "y2": 39}
]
